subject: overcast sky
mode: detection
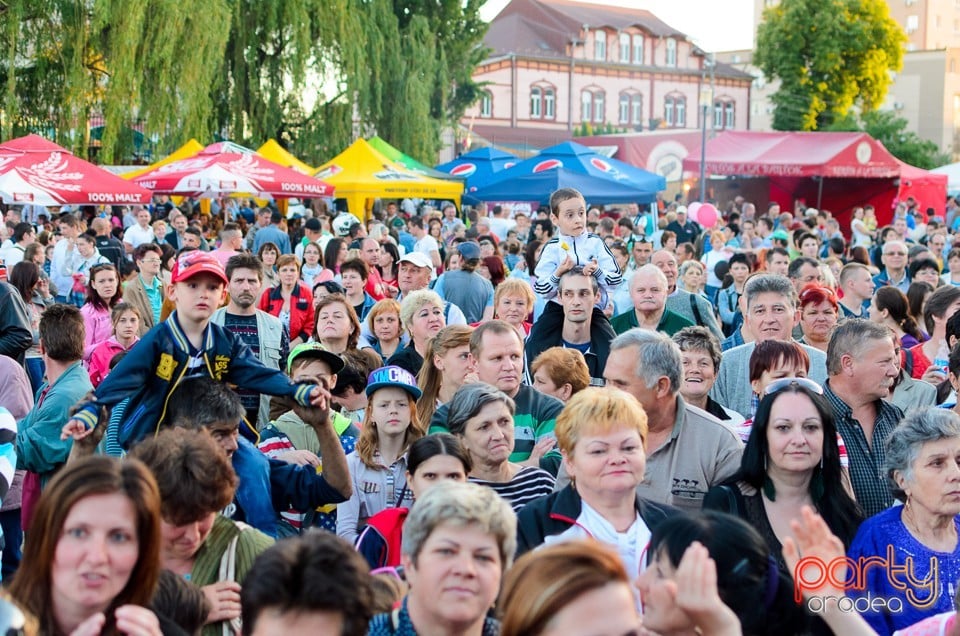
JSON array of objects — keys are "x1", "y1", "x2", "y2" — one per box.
[{"x1": 479, "y1": 0, "x2": 756, "y2": 52}]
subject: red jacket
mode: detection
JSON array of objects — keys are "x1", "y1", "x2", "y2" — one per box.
[{"x1": 258, "y1": 283, "x2": 315, "y2": 342}]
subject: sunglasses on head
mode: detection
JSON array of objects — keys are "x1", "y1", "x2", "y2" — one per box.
[{"x1": 763, "y1": 377, "x2": 823, "y2": 396}]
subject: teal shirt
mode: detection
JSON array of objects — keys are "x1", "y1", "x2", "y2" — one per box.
[
  {"x1": 610, "y1": 307, "x2": 693, "y2": 336},
  {"x1": 141, "y1": 274, "x2": 162, "y2": 325}
]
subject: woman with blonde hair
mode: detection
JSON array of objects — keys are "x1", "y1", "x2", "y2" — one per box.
[
  {"x1": 337, "y1": 366, "x2": 425, "y2": 544},
  {"x1": 499, "y1": 540, "x2": 639, "y2": 636},
  {"x1": 416, "y1": 324, "x2": 476, "y2": 426},
  {"x1": 387, "y1": 289, "x2": 446, "y2": 376},
  {"x1": 491, "y1": 277, "x2": 536, "y2": 337}
]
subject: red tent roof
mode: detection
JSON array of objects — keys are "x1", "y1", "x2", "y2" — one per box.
[{"x1": 682, "y1": 131, "x2": 901, "y2": 179}]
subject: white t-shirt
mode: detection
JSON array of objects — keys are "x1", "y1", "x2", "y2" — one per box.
[
  {"x1": 123, "y1": 224, "x2": 155, "y2": 249},
  {"x1": 414, "y1": 235, "x2": 439, "y2": 258}
]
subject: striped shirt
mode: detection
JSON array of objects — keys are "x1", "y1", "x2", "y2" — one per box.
[{"x1": 470, "y1": 466, "x2": 555, "y2": 512}]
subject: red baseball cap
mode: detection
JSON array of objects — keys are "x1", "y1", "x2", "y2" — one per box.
[{"x1": 170, "y1": 250, "x2": 228, "y2": 285}]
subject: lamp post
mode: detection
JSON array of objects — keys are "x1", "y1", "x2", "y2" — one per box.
[{"x1": 698, "y1": 52, "x2": 715, "y2": 203}]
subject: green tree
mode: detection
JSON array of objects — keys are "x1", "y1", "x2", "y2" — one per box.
[
  {"x1": 826, "y1": 110, "x2": 950, "y2": 169},
  {"x1": 755, "y1": 0, "x2": 905, "y2": 131}
]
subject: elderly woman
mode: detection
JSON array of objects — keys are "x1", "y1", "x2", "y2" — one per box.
[
  {"x1": 703, "y1": 380, "x2": 862, "y2": 578},
  {"x1": 529, "y1": 346, "x2": 590, "y2": 402},
  {"x1": 130, "y1": 429, "x2": 274, "y2": 636},
  {"x1": 499, "y1": 540, "x2": 639, "y2": 636},
  {"x1": 491, "y1": 277, "x2": 536, "y2": 337},
  {"x1": 447, "y1": 383, "x2": 555, "y2": 512},
  {"x1": 673, "y1": 326, "x2": 744, "y2": 427},
  {"x1": 515, "y1": 387, "x2": 676, "y2": 577},
  {"x1": 848, "y1": 407, "x2": 960, "y2": 635},
  {"x1": 9, "y1": 455, "x2": 164, "y2": 636},
  {"x1": 388, "y1": 289, "x2": 446, "y2": 376},
  {"x1": 367, "y1": 481, "x2": 516, "y2": 636},
  {"x1": 679, "y1": 259, "x2": 707, "y2": 297},
  {"x1": 798, "y1": 284, "x2": 839, "y2": 352},
  {"x1": 312, "y1": 293, "x2": 362, "y2": 354}
]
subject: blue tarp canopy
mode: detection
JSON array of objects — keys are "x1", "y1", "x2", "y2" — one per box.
[
  {"x1": 435, "y1": 147, "x2": 520, "y2": 201},
  {"x1": 469, "y1": 141, "x2": 664, "y2": 204}
]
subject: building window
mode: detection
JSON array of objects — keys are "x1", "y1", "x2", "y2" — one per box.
[
  {"x1": 595, "y1": 31, "x2": 607, "y2": 60},
  {"x1": 906, "y1": 15, "x2": 919, "y2": 32},
  {"x1": 666, "y1": 94, "x2": 686, "y2": 127},
  {"x1": 544, "y1": 88, "x2": 555, "y2": 119},
  {"x1": 619, "y1": 33, "x2": 630, "y2": 62},
  {"x1": 714, "y1": 101, "x2": 723, "y2": 128},
  {"x1": 594, "y1": 92, "x2": 605, "y2": 123},
  {"x1": 632, "y1": 34, "x2": 644, "y2": 64},
  {"x1": 530, "y1": 87, "x2": 542, "y2": 118},
  {"x1": 725, "y1": 102, "x2": 735, "y2": 128},
  {"x1": 480, "y1": 91, "x2": 492, "y2": 117},
  {"x1": 581, "y1": 90, "x2": 593, "y2": 122},
  {"x1": 631, "y1": 94, "x2": 643, "y2": 124},
  {"x1": 665, "y1": 38, "x2": 677, "y2": 66}
]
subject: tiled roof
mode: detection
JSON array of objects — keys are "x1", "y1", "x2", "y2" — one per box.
[{"x1": 485, "y1": 0, "x2": 688, "y2": 58}]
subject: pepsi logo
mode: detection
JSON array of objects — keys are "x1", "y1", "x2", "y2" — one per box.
[
  {"x1": 450, "y1": 163, "x2": 476, "y2": 177},
  {"x1": 503, "y1": 161, "x2": 516, "y2": 169},
  {"x1": 591, "y1": 157, "x2": 613, "y2": 172},
  {"x1": 533, "y1": 159, "x2": 563, "y2": 172}
]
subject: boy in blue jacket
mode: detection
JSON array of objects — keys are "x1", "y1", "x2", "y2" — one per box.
[{"x1": 62, "y1": 250, "x2": 327, "y2": 448}]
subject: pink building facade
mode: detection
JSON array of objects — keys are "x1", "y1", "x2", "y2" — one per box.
[{"x1": 465, "y1": 0, "x2": 753, "y2": 153}]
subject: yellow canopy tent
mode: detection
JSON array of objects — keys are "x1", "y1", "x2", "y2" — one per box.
[
  {"x1": 256, "y1": 139, "x2": 314, "y2": 175},
  {"x1": 120, "y1": 139, "x2": 205, "y2": 179},
  {"x1": 314, "y1": 138, "x2": 462, "y2": 218}
]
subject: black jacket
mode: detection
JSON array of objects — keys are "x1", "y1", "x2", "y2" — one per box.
[
  {"x1": 515, "y1": 484, "x2": 679, "y2": 557},
  {"x1": 0, "y1": 282, "x2": 32, "y2": 365},
  {"x1": 525, "y1": 305, "x2": 614, "y2": 383}
]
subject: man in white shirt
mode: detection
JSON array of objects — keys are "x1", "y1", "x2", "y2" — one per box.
[
  {"x1": 122, "y1": 207, "x2": 154, "y2": 253},
  {"x1": 0, "y1": 223, "x2": 35, "y2": 268},
  {"x1": 487, "y1": 205, "x2": 515, "y2": 241}
]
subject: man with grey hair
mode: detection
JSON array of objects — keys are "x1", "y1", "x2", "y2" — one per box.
[
  {"x1": 711, "y1": 274, "x2": 828, "y2": 418},
  {"x1": 824, "y1": 318, "x2": 902, "y2": 516},
  {"x1": 603, "y1": 328, "x2": 742, "y2": 511},
  {"x1": 525, "y1": 268, "x2": 614, "y2": 384},
  {"x1": 873, "y1": 239, "x2": 911, "y2": 293},
  {"x1": 611, "y1": 264, "x2": 693, "y2": 336},
  {"x1": 651, "y1": 249, "x2": 723, "y2": 339}
]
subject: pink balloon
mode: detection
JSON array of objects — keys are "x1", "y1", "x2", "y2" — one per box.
[
  {"x1": 687, "y1": 202, "x2": 702, "y2": 223},
  {"x1": 698, "y1": 203, "x2": 719, "y2": 228}
]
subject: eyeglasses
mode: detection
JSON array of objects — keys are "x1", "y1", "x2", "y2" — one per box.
[{"x1": 763, "y1": 377, "x2": 824, "y2": 396}]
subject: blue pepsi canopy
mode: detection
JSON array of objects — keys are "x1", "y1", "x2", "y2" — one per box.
[
  {"x1": 435, "y1": 147, "x2": 520, "y2": 194},
  {"x1": 471, "y1": 141, "x2": 664, "y2": 204},
  {"x1": 469, "y1": 167, "x2": 661, "y2": 205}
]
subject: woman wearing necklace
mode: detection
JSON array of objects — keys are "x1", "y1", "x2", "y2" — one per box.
[{"x1": 847, "y1": 407, "x2": 960, "y2": 635}]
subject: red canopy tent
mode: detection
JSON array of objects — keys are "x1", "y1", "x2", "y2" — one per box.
[
  {"x1": 681, "y1": 131, "x2": 904, "y2": 230},
  {"x1": 0, "y1": 134, "x2": 152, "y2": 206},
  {"x1": 896, "y1": 160, "x2": 947, "y2": 218}
]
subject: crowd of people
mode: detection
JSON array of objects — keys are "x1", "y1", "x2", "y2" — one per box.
[{"x1": 0, "y1": 190, "x2": 959, "y2": 635}]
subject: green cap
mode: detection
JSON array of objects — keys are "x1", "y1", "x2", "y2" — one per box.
[{"x1": 286, "y1": 342, "x2": 345, "y2": 375}]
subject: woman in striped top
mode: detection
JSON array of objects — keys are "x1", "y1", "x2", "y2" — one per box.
[{"x1": 447, "y1": 383, "x2": 555, "y2": 512}]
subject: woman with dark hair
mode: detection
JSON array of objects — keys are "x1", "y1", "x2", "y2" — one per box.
[
  {"x1": 907, "y1": 281, "x2": 935, "y2": 335},
  {"x1": 81, "y1": 263, "x2": 122, "y2": 360},
  {"x1": 910, "y1": 257, "x2": 943, "y2": 289},
  {"x1": 871, "y1": 285, "x2": 926, "y2": 349},
  {"x1": 9, "y1": 261, "x2": 51, "y2": 392},
  {"x1": 258, "y1": 254, "x2": 315, "y2": 347},
  {"x1": 323, "y1": 237, "x2": 348, "y2": 276},
  {"x1": 256, "y1": 241, "x2": 280, "y2": 289},
  {"x1": 378, "y1": 241, "x2": 400, "y2": 289},
  {"x1": 9, "y1": 455, "x2": 164, "y2": 636},
  {"x1": 636, "y1": 510, "x2": 809, "y2": 636},
  {"x1": 522, "y1": 240, "x2": 542, "y2": 277},
  {"x1": 703, "y1": 380, "x2": 863, "y2": 572},
  {"x1": 355, "y1": 433, "x2": 471, "y2": 570}
]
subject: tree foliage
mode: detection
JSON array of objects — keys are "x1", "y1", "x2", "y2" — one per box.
[
  {"x1": 755, "y1": 0, "x2": 905, "y2": 131},
  {"x1": 0, "y1": 0, "x2": 488, "y2": 165},
  {"x1": 826, "y1": 110, "x2": 950, "y2": 169}
]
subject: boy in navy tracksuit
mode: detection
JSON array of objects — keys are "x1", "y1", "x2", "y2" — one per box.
[{"x1": 63, "y1": 251, "x2": 326, "y2": 448}]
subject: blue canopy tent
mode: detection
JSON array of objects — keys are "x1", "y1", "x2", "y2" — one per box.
[
  {"x1": 469, "y1": 141, "x2": 665, "y2": 204},
  {"x1": 435, "y1": 147, "x2": 520, "y2": 201}
]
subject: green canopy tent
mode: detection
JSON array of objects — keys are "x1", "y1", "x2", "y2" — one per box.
[{"x1": 366, "y1": 136, "x2": 463, "y2": 182}]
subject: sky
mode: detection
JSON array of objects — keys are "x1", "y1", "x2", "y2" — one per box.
[{"x1": 479, "y1": 0, "x2": 756, "y2": 52}]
